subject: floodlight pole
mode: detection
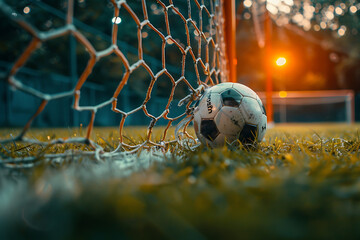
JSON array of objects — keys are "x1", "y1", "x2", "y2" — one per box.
[
  {"x1": 264, "y1": 8, "x2": 274, "y2": 125},
  {"x1": 223, "y1": 0, "x2": 237, "y2": 83}
]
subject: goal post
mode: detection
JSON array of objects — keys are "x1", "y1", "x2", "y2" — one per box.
[
  {"x1": 0, "y1": 0, "x2": 236, "y2": 159},
  {"x1": 223, "y1": 0, "x2": 237, "y2": 83}
]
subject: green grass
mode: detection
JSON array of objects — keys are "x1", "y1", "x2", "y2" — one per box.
[{"x1": 1, "y1": 123, "x2": 360, "y2": 239}]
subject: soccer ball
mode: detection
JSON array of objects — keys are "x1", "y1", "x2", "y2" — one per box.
[{"x1": 193, "y1": 82, "x2": 267, "y2": 148}]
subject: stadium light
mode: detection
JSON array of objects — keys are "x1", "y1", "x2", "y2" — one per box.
[
  {"x1": 276, "y1": 57, "x2": 287, "y2": 66},
  {"x1": 23, "y1": 6, "x2": 30, "y2": 14}
]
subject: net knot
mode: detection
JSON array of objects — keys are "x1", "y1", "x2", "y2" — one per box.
[{"x1": 178, "y1": 84, "x2": 206, "y2": 107}]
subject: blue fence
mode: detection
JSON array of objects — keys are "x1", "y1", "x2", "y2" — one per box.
[{"x1": 0, "y1": 63, "x2": 187, "y2": 128}]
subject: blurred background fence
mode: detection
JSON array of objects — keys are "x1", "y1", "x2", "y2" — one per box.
[{"x1": 0, "y1": 60, "x2": 189, "y2": 127}]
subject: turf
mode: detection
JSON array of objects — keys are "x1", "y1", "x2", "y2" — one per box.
[{"x1": 1, "y1": 123, "x2": 360, "y2": 239}]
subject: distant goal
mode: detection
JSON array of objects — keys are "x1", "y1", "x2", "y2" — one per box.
[{"x1": 258, "y1": 90, "x2": 355, "y2": 124}]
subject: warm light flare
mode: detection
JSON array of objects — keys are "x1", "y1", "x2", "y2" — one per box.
[
  {"x1": 243, "y1": 0, "x2": 252, "y2": 8},
  {"x1": 350, "y1": 6, "x2": 357, "y2": 14},
  {"x1": 276, "y1": 57, "x2": 287, "y2": 66},
  {"x1": 23, "y1": 6, "x2": 30, "y2": 14}
]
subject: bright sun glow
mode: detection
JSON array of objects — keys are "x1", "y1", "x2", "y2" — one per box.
[{"x1": 276, "y1": 57, "x2": 287, "y2": 66}]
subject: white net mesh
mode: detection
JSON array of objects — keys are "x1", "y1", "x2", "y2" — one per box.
[{"x1": 0, "y1": 0, "x2": 228, "y2": 161}]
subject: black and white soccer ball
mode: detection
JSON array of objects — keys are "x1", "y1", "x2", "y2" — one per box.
[{"x1": 193, "y1": 83, "x2": 267, "y2": 148}]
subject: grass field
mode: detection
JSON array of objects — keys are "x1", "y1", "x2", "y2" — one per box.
[{"x1": 1, "y1": 123, "x2": 360, "y2": 239}]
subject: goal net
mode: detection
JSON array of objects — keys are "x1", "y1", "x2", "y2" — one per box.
[
  {"x1": 258, "y1": 90, "x2": 355, "y2": 124},
  {"x1": 0, "y1": 0, "x2": 230, "y2": 161}
]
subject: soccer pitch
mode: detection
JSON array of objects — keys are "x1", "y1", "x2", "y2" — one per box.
[{"x1": 1, "y1": 123, "x2": 360, "y2": 239}]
